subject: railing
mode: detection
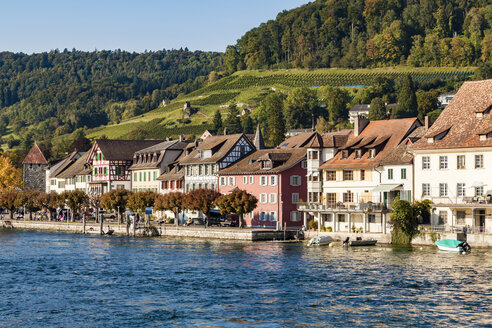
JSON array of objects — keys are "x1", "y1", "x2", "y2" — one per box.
[
  {"x1": 299, "y1": 202, "x2": 386, "y2": 212},
  {"x1": 427, "y1": 196, "x2": 492, "y2": 205},
  {"x1": 419, "y1": 225, "x2": 490, "y2": 234}
]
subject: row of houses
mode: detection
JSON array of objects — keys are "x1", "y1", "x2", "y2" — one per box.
[{"x1": 22, "y1": 80, "x2": 492, "y2": 234}]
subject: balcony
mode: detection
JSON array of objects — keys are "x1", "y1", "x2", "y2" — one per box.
[
  {"x1": 299, "y1": 201, "x2": 387, "y2": 213},
  {"x1": 426, "y1": 196, "x2": 492, "y2": 207}
]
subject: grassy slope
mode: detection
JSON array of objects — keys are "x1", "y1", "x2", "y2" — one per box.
[{"x1": 86, "y1": 66, "x2": 475, "y2": 139}]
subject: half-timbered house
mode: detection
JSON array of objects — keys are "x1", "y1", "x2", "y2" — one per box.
[
  {"x1": 179, "y1": 133, "x2": 255, "y2": 192},
  {"x1": 87, "y1": 139, "x2": 162, "y2": 194}
]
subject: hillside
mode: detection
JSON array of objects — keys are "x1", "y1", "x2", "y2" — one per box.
[
  {"x1": 225, "y1": 0, "x2": 492, "y2": 71},
  {"x1": 86, "y1": 66, "x2": 475, "y2": 140},
  {"x1": 0, "y1": 49, "x2": 223, "y2": 146}
]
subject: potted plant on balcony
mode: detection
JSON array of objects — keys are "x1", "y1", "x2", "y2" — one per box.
[
  {"x1": 351, "y1": 223, "x2": 356, "y2": 233},
  {"x1": 309, "y1": 219, "x2": 318, "y2": 231}
]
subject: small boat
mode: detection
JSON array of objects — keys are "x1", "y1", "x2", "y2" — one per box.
[
  {"x1": 307, "y1": 235, "x2": 334, "y2": 246},
  {"x1": 435, "y1": 239, "x2": 471, "y2": 253},
  {"x1": 343, "y1": 237, "x2": 377, "y2": 247}
]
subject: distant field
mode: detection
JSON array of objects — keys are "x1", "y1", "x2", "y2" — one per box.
[{"x1": 87, "y1": 66, "x2": 475, "y2": 139}]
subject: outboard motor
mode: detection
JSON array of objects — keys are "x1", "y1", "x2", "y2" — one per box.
[
  {"x1": 343, "y1": 237, "x2": 350, "y2": 246},
  {"x1": 462, "y1": 241, "x2": 471, "y2": 253}
]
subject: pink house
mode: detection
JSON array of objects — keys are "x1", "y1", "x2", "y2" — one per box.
[{"x1": 218, "y1": 148, "x2": 307, "y2": 228}]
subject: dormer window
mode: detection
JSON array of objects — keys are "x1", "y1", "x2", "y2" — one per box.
[
  {"x1": 261, "y1": 160, "x2": 272, "y2": 169},
  {"x1": 341, "y1": 150, "x2": 349, "y2": 159},
  {"x1": 355, "y1": 149, "x2": 362, "y2": 159},
  {"x1": 368, "y1": 149, "x2": 376, "y2": 158},
  {"x1": 200, "y1": 150, "x2": 212, "y2": 159}
]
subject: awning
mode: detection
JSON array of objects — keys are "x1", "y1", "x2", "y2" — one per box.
[{"x1": 371, "y1": 184, "x2": 402, "y2": 193}]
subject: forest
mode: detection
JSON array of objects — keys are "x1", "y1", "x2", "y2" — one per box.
[
  {"x1": 225, "y1": 0, "x2": 492, "y2": 72},
  {"x1": 0, "y1": 49, "x2": 223, "y2": 147}
]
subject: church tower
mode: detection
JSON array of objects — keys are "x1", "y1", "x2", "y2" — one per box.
[{"x1": 22, "y1": 142, "x2": 48, "y2": 191}]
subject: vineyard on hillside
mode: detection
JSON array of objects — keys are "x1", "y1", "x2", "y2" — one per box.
[{"x1": 201, "y1": 70, "x2": 474, "y2": 92}]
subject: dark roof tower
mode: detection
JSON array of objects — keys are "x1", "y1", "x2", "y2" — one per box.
[
  {"x1": 254, "y1": 124, "x2": 265, "y2": 150},
  {"x1": 22, "y1": 142, "x2": 48, "y2": 165}
]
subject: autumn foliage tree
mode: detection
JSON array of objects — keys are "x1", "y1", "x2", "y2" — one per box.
[
  {"x1": 0, "y1": 156, "x2": 23, "y2": 192},
  {"x1": 16, "y1": 189, "x2": 41, "y2": 220},
  {"x1": 183, "y1": 189, "x2": 221, "y2": 227},
  {"x1": 100, "y1": 189, "x2": 131, "y2": 224},
  {"x1": 127, "y1": 191, "x2": 157, "y2": 225},
  {"x1": 155, "y1": 192, "x2": 185, "y2": 226},
  {"x1": 0, "y1": 189, "x2": 20, "y2": 219},
  {"x1": 61, "y1": 190, "x2": 89, "y2": 221},
  {"x1": 215, "y1": 189, "x2": 257, "y2": 228},
  {"x1": 36, "y1": 192, "x2": 63, "y2": 220}
]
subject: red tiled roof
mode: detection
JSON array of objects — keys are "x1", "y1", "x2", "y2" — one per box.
[
  {"x1": 22, "y1": 143, "x2": 48, "y2": 165},
  {"x1": 412, "y1": 79, "x2": 492, "y2": 150},
  {"x1": 321, "y1": 118, "x2": 420, "y2": 169},
  {"x1": 179, "y1": 134, "x2": 250, "y2": 164}
]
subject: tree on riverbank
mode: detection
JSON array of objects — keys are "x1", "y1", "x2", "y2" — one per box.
[
  {"x1": 127, "y1": 191, "x2": 157, "y2": 226},
  {"x1": 36, "y1": 192, "x2": 63, "y2": 220},
  {"x1": 155, "y1": 192, "x2": 184, "y2": 226},
  {"x1": 16, "y1": 190, "x2": 41, "y2": 220},
  {"x1": 215, "y1": 189, "x2": 257, "y2": 228},
  {"x1": 61, "y1": 190, "x2": 89, "y2": 221},
  {"x1": 0, "y1": 189, "x2": 19, "y2": 219},
  {"x1": 390, "y1": 199, "x2": 419, "y2": 245},
  {"x1": 101, "y1": 189, "x2": 131, "y2": 224},
  {"x1": 184, "y1": 189, "x2": 220, "y2": 228},
  {"x1": 0, "y1": 156, "x2": 23, "y2": 192}
]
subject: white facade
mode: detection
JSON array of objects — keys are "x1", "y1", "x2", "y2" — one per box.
[
  {"x1": 132, "y1": 168, "x2": 162, "y2": 192},
  {"x1": 413, "y1": 148, "x2": 492, "y2": 232}
]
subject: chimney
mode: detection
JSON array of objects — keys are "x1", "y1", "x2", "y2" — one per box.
[
  {"x1": 424, "y1": 116, "x2": 430, "y2": 130},
  {"x1": 354, "y1": 115, "x2": 369, "y2": 137}
]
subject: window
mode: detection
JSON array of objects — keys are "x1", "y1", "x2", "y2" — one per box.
[
  {"x1": 457, "y1": 183, "x2": 466, "y2": 197},
  {"x1": 198, "y1": 165, "x2": 203, "y2": 175},
  {"x1": 260, "y1": 176, "x2": 267, "y2": 186},
  {"x1": 388, "y1": 168, "x2": 393, "y2": 180},
  {"x1": 228, "y1": 177, "x2": 235, "y2": 186},
  {"x1": 260, "y1": 193, "x2": 267, "y2": 204},
  {"x1": 270, "y1": 175, "x2": 277, "y2": 186},
  {"x1": 368, "y1": 214, "x2": 376, "y2": 223},
  {"x1": 143, "y1": 172, "x2": 146, "y2": 181},
  {"x1": 341, "y1": 150, "x2": 349, "y2": 159},
  {"x1": 343, "y1": 170, "x2": 353, "y2": 181},
  {"x1": 368, "y1": 149, "x2": 376, "y2": 158},
  {"x1": 422, "y1": 156, "x2": 430, "y2": 169},
  {"x1": 475, "y1": 154, "x2": 484, "y2": 168},
  {"x1": 360, "y1": 169, "x2": 365, "y2": 181},
  {"x1": 243, "y1": 176, "x2": 248, "y2": 184},
  {"x1": 148, "y1": 172, "x2": 151, "y2": 181},
  {"x1": 457, "y1": 155, "x2": 465, "y2": 169},
  {"x1": 439, "y1": 183, "x2": 448, "y2": 197},
  {"x1": 475, "y1": 186, "x2": 484, "y2": 196},
  {"x1": 338, "y1": 214, "x2": 345, "y2": 222},
  {"x1": 290, "y1": 175, "x2": 301, "y2": 186},
  {"x1": 269, "y1": 212, "x2": 276, "y2": 221},
  {"x1": 249, "y1": 176, "x2": 254, "y2": 184},
  {"x1": 308, "y1": 192, "x2": 319, "y2": 203},
  {"x1": 139, "y1": 172, "x2": 142, "y2": 181},
  {"x1": 104, "y1": 167, "x2": 107, "y2": 176},
  {"x1": 309, "y1": 150, "x2": 319, "y2": 160},
  {"x1": 269, "y1": 193, "x2": 277, "y2": 204},
  {"x1": 326, "y1": 171, "x2": 336, "y2": 181},
  {"x1": 355, "y1": 150, "x2": 361, "y2": 159},
  {"x1": 343, "y1": 191, "x2": 353, "y2": 203},
  {"x1": 260, "y1": 212, "x2": 267, "y2": 221},
  {"x1": 456, "y1": 211, "x2": 466, "y2": 225},
  {"x1": 115, "y1": 166, "x2": 121, "y2": 175},
  {"x1": 220, "y1": 177, "x2": 226, "y2": 186},
  {"x1": 134, "y1": 172, "x2": 137, "y2": 181},
  {"x1": 326, "y1": 193, "x2": 336, "y2": 206},
  {"x1": 292, "y1": 193, "x2": 299, "y2": 204},
  {"x1": 301, "y1": 160, "x2": 307, "y2": 169},
  {"x1": 94, "y1": 168, "x2": 98, "y2": 176},
  {"x1": 290, "y1": 211, "x2": 301, "y2": 222},
  {"x1": 322, "y1": 214, "x2": 332, "y2": 222},
  {"x1": 153, "y1": 171, "x2": 157, "y2": 180},
  {"x1": 205, "y1": 165, "x2": 209, "y2": 175},
  {"x1": 438, "y1": 211, "x2": 447, "y2": 225},
  {"x1": 439, "y1": 156, "x2": 448, "y2": 169},
  {"x1": 401, "y1": 168, "x2": 406, "y2": 180}
]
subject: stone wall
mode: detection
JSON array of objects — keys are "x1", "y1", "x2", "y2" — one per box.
[{"x1": 23, "y1": 164, "x2": 46, "y2": 192}]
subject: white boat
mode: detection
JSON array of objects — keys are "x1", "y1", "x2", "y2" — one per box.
[
  {"x1": 307, "y1": 235, "x2": 333, "y2": 246},
  {"x1": 435, "y1": 239, "x2": 471, "y2": 253}
]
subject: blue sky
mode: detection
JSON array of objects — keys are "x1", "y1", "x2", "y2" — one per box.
[{"x1": 0, "y1": 0, "x2": 308, "y2": 54}]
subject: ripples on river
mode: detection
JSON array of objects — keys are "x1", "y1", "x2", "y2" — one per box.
[{"x1": 0, "y1": 230, "x2": 490, "y2": 327}]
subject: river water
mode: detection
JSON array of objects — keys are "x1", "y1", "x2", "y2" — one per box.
[{"x1": 0, "y1": 230, "x2": 490, "y2": 327}]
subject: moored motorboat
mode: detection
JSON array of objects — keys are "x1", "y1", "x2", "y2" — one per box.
[
  {"x1": 343, "y1": 237, "x2": 377, "y2": 246},
  {"x1": 435, "y1": 239, "x2": 471, "y2": 253},
  {"x1": 307, "y1": 235, "x2": 334, "y2": 246}
]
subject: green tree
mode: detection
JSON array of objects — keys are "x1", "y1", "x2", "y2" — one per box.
[
  {"x1": 224, "y1": 45, "x2": 240, "y2": 74},
  {"x1": 183, "y1": 189, "x2": 221, "y2": 228},
  {"x1": 241, "y1": 113, "x2": 254, "y2": 134},
  {"x1": 0, "y1": 189, "x2": 19, "y2": 219},
  {"x1": 390, "y1": 199, "x2": 418, "y2": 245},
  {"x1": 392, "y1": 75, "x2": 417, "y2": 118},
  {"x1": 315, "y1": 116, "x2": 331, "y2": 133},
  {"x1": 212, "y1": 109, "x2": 223, "y2": 134},
  {"x1": 284, "y1": 88, "x2": 318, "y2": 129},
  {"x1": 417, "y1": 90, "x2": 439, "y2": 121},
  {"x1": 264, "y1": 93, "x2": 286, "y2": 147},
  {"x1": 16, "y1": 189, "x2": 41, "y2": 220},
  {"x1": 36, "y1": 191, "x2": 63, "y2": 220},
  {"x1": 224, "y1": 104, "x2": 242, "y2": 134},
  {"x1": 319, "y1": 86, "x2": 350, "y2": 123},
  {"x1": 215, "y1": 189, "x2": 257, "y2": 228},
  {"x1": 369, "y1": 97, "x2": 387, "y2": 120},
  {"x1": 155, "y1": 192, "x2": 184, "y2": 226}
]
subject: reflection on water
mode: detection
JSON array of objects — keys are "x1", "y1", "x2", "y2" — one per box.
[{"x1": 0, "y1": 230, "x2": 491, "y2": 327}]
